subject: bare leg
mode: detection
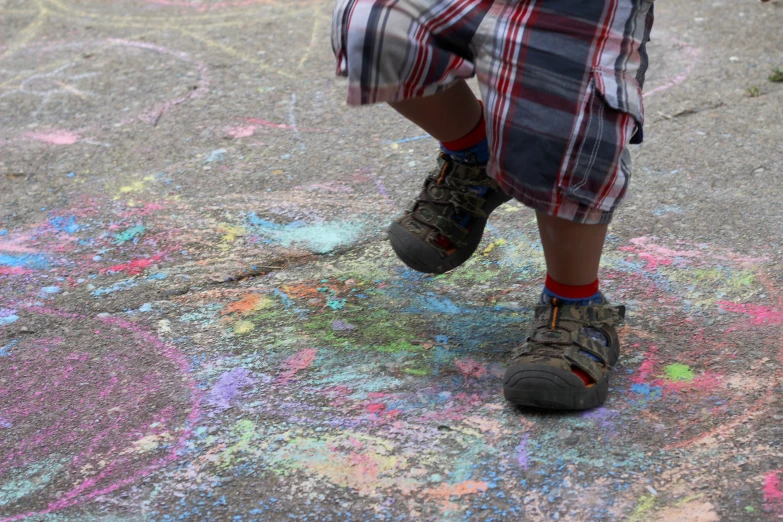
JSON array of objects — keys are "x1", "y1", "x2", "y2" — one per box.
[
  {"x1": 389, "y1": 79, "x2": 481, "y2": 142},
  {"x1": 536, "y1": 211, "x2": 608, "y2": 286}
]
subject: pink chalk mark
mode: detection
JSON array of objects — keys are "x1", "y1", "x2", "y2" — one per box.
[
  {"x1": 455, "y1": 358, "x2": 487, "y2": 379},
  {"x1": 105, "y1": 39, "x2": 209, "y2": 126},
  {"x1": 278, "y1": 348, "x2": 317, "y2": 383},
  {"x1": 0, "y1": 267, "x2": 31, "y2": 276},
  {"x1": 632, "y1": 346, "x2": 658, "y2": 384},
  {"x1": 105, "y1": 254, "x2": 164, "y2": 275},
  {"x1": 0, "y1": 307, "x2": 201, "y2": 522},
  {"x1": 0, "y1": 236, "x2": 40, "y2": 253},
  {"x1": 718, "y1": 301, "x2": 783, "y2": 326},
  {"x1": 637, "y1": 253, "x2": 673, "y2": 270},
  {"x1": 645, "y1": 40, "x2": 701, "y2": 98},
  {"x1": 23, "y1": 130, "x2": 79, "y2": 145},
  {"x1": 366, "y1": 403, "x2": 386, "y2": 413},
  {"x1": 227, "y1": 125, "x2": 256, "y2": 138},
  {"x1": 11, "y1": 39, "x2": 209, "y2": 130},
  {"x1": 764, "y1": 472, "x2": 783, "y2": 512}
]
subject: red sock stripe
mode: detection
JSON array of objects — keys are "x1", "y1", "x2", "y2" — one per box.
[
  {"x1": 440, "y1": 102, "x2": 487, "y2": 151},
  {"x1": 545, "y1": 275, "x2": 600, "y2": 300}
]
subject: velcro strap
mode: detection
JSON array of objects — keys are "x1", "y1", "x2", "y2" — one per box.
[
  {"x1": 449, "y1": 192, "x2": 486, "y2": 217},
  {"x1": 434, "y1": 215, "x2": 468, "y2": 244},
  {"x1": 571, "y1": 332, "x2": 610, "y2": 365},
  {"x1": 563, "y1": 346, "x2": 604, "y2": 382}
]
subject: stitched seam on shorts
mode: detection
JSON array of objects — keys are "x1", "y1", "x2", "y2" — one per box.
[
  {"x1": 567, "y1": 80, "x2": 596, "y2": 191},
  {"x1": 572, "y1": 97, "x2": 605, "y2": 192}
]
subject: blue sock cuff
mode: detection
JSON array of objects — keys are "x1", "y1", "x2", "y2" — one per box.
[
  {"x1": 440, "y1": 137, "x2": 490, "y2": 164},
  {"x1": 542, "y1": 287, "x2": 605, "y2": 306}
]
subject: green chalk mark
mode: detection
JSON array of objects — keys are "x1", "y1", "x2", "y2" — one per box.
[
  {"x1": 664, "y1": 363, "x2": 694, "y2": 382},
  {"x1": 628, "y1": 495, "x2": 656, "y2": 522},
  {"x1": 327, "y1": 298, "x2": 346, "y2": 310},
  {"x1": 114, "y1": 224, "x2": 146, "y2": 244}
]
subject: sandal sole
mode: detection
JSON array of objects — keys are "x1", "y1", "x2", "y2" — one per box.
[
  {"x1": 388, "y1": 191, "x2": 512, "y2": 275},
  {"x1": 388, "y1": 219, "x2": 485, "y2": 275},
  {"x1": 503, "y1": 364, "x2": 609, "y2": 411}
]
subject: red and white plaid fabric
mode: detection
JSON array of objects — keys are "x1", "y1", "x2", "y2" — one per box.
[{"x1": 333, "y1": 0, "x2": 655, "y2": 224}]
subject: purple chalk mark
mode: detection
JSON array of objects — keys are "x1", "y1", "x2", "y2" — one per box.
[
  {"x1": 207, "y1": 368, "x2": 255, "y2": 412},
  {"x1": 516, "y1": 434, "x2": 529, "y2": 470},
  {"x1": 373, "y1": 178, "x2": 394, "y2": 207},
  {"x1": 0, "y1": 307, "x2": 201, "y2": 522},
  {"x1": 582, "y1": 407, "x2": 618, "y2": 430},
  {"x1": 331, "y1": 320, "x2": 355, "y2": 331}
]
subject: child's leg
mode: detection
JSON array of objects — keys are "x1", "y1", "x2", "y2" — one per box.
[
  {"x1": 334, "y1": 0, "x2": 654, "y2": 410},
  {"x1": 536, "y1": 212, "x2": 607, "y2": 287},
  {"x1": 389, "y1": 79, "x2": 481, "y2": 143},
  {"x1": 332, "y1": 0, "x2": 509, "y2": 273}
]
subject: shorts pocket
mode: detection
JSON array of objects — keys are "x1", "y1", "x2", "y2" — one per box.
[
  {"x1": 592, "y1": 67, "x2": 644, "y2": 126},
  {"x1": 556, "y1": 69, "x2": 643, "y2": 212}
]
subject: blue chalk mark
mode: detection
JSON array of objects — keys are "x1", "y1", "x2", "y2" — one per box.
[
  {"x1": 92, "y1": 279, "x2": 139, "y2": 296},
  {"x1": 630, "y1": 383, "x2": 661, "y2": 398},
  {"x1": 49, "y1": 215, "x2": 81, "y2": 234},
  {"x1": 392, "y1": 135, "x2": 432, "y2": 144},
  {"x1": 0, "y1": 340, "x2": 18, "y2": 356},
  {"x1": 204, "y1": 149, "x2": 227, "y2": 163},
  {"x1": 0, "y1": 253, "x2": 50, "y2": 269},
  {"x1": 245, "y1": 212, "x2": 365, "y2": 254},
  {"x1": 0, "y1": 315, "x2": 19, "y2": 327}
]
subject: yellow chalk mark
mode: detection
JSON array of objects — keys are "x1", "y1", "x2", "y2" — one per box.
[
  {"x1": 42, "y1": 0, "x2": 245, "y2": 26},
  {"x1": 482, "y1": 238, "x2": 507, "y2": 255},
  {"x1": 629, "y1": 495, "x2": 657, "y2": 522},
  {"x1": 41, "y1": 0, "x2": 317, "y2": 29},
  {"x1": 217, "y1": 223, "x2": 247, "y2": 251},
  {"x1": 0, "y1": 8, "x2": 40, "y2": 15},
  {"x1": 217, "y1": 420, "x2": 259, "y2": 468},
  {"x1": 52, "y1": 80, "x2": 89, "y2": 99},
  {"x1": 233, "y1": 320, "x2": 255, "y2": 334},
  {"x1": 0, "y1": 58, "x2": 74, "y2": 89},
  {"x1": 177, "y1": 27, "x2": 294, "y2": 79},
  {"x1": 118, "y1": 175, "x2": 156, "y2": 194},
  {"x1": 298, "y1": 11, "x2": 327, "y2": 69},
  {"x1": 123, "y1": 432, "x2": 173, "y2": 454},
  {"x1": 0, "y1": 0, "x2": 48, "y2": 62}
]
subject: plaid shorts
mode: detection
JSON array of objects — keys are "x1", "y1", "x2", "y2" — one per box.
[{"x1": 332, "y1": 0, "x2": 655, "y2": 224}]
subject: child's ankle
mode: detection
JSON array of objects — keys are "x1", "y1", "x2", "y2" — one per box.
[
  {"x1": 543, "y1": 275, "x2": 603, "y2": 305},
  {"x1": 440, "y1": 102, "x2": 489, "y2": 164}
]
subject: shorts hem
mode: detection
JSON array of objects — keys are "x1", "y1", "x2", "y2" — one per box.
[{"x1": 490, "y1": 170, "x2": 615, "y2": 225}]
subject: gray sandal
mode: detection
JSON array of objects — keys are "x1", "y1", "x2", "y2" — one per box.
[
  {"x1": 503, "y1": 298, "x2": 626, "y2": 410},
  {"x1": 388, "y1": 153, "x2": 511, "y2": 274}
]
